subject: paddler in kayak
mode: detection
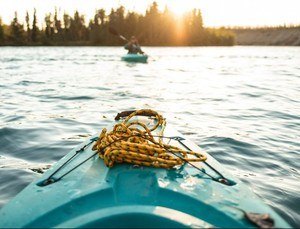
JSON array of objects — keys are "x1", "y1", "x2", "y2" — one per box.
[{"x1": 124, "y1": 36, "x2": 144, "y2": 54}]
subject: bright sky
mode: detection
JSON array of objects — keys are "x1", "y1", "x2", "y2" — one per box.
[{"x1": 0, "y1": 0, "x2": 299, "y2": 27}]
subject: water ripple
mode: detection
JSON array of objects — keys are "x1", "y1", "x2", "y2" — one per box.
[{"x1": 0, "y1": 46, "x2": 299, "y2": 227}]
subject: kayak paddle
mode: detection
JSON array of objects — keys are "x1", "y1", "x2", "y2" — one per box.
[{"x1": 109, "y1": 27, "x2": 128, "y2": 42}]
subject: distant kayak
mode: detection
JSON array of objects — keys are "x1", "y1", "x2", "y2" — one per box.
[
  {"x1": 121, "y1": 54, "x2": 148, "y2": 63},
  {"x1": 0, "y1": 110, "x2": 290, "y2": 228}
]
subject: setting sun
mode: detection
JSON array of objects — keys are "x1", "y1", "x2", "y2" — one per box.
[{"x1": 167, "y1": 0, "x2": 197, "y2": 16}]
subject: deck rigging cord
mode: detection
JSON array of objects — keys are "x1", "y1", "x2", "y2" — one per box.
[
  {"x1": 92, "y1": 109, "x2": 207, "y2": 169},
  {"x1": 38, "y1": 109, "x2": 232, "y2": 186}
]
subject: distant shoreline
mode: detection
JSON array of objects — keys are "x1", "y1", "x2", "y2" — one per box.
[{"x1": 231, "y1": 26, "x2": 300, "y2": 46}]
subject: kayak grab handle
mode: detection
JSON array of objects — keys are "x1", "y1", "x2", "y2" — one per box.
[{"x1": 115, "y1": 109, "x2": 158, "y2": 120}]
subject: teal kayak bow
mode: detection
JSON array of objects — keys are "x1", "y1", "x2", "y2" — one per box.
[{"x1": 0, "y1": 110, "x2": 290, "y2": 228}]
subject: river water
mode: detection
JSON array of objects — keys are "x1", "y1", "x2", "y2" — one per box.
[{"x1": 0, "y1": 46, "x2": 299, "y2": 227}]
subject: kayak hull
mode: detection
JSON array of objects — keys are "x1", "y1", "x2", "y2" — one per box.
[
  {"x1": 0, "y1": 120, "x2": 290, "y2": 228},
  {"x1": 121, "y1": 54, "x2": 148, "y2": 63}
]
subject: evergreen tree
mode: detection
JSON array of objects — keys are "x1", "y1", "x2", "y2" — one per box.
[
  {"x1": 144, "y1": 2, "x2": 160, "y2": 45},
  {"x1": 108, "y1": 9, "x2": 119, "y2": 45},
  {"x1": 44, "y1": 13, "x2": 52, "y2": 40},
  {"x1": 10, "y1": 12, "x2": 24, "y2": 44},
  {"x1": 98, "y1": 9, "x2": 105, "y2": 25},
  {"x1": 53, "y1": 8, "x2": 62, "y2": 41},
  {"x1": 0, "y1": 17, "x2": 4, "y2": 43},
  {"x1": 115, "y1": 6, "x2": 125, "y2": 33},
  {"x1": 25, "y1": 11, "x2": 31, "y2": 42},
  {"x1": 125, "y1": 12, "x2": 138, "y2": 38},
  {"x1": 161, "y1": 7, "x2": 176, "y2": 45},
  {"x1": 70, "y1": 11, "x2": 86, "y2": 41},
  {"x1": 31, "y1": 8, "x2": 38, "y2": 42},
  {"x1": 54, "y1": 8, "x2": 61, "y2": 33},
  {"x1": 63, "y1": 12, "x2": 71, "y2": 41},
  {"x1": 89, "y1": 9, "x2": 106, "y2": 44},
  {"x1": 108, "y1": 9, "x2": 117, "y2": 27}
]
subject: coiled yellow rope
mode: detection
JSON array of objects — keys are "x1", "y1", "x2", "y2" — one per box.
[{"x1": 92, "y1": 109, "x2": 207, "y2": 168}]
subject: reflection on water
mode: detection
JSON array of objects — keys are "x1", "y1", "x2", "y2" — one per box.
[{"x1": 0, "y1": 46, "x2": 299, "y2": 226}]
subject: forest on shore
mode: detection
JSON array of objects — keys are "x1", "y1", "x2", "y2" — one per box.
[{"x1": 0, "y1": 2, "x2": 235, "y2": 46}]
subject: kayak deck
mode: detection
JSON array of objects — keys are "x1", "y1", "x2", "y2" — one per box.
[{"x1": 0, "y1": 118, "x2": 289, "y2": 228}]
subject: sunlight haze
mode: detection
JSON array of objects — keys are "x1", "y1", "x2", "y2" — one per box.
[{"x1": 0, "y1": 0, "x2": 299, "y2": 27}]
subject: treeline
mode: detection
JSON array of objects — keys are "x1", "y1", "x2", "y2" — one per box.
[{"x1": 0, "y1": 2, "x2": 235, "y2": 46}]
